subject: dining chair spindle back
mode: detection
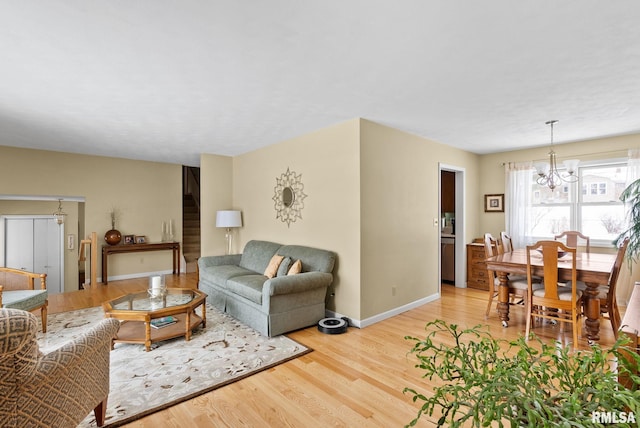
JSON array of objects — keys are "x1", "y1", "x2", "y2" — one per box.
[
  {"x1": 605, "y1": 237, "x2": 630, "y2": 336},
  {"x1": 554, "y1": 230, "x2": 590, "y2": 253},
  {"x1": 500, "y1": 232, "x2": 514, "y2": 253},
  {"x1": 484, "y1": 233, "x2": 530, "y2": 319},
  {"x1": 525, "y1": 240, "x2": 582, "y2": 346}
]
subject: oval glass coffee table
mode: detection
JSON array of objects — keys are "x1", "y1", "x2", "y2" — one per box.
[{"x1": 103, "y1": 288, "x2": 207, "y2": 351}]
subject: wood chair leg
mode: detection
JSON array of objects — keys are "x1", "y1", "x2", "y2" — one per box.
[
  {"x1": 94, "y1": 398, "x2": 108, "y2": 427},
  {"x1": 40, "y1": 303, "x2": 48, "y2": 333},
  {"x1": 525, "y1": 304, "x2": 532, "y2": 340},
  {"x1": 572, "y1": 310, "x2": 579, "y2": 347},
  {"x1": 611, "y1": 299, "x2": 622, "y2": 337},
  {"x1": 485, "y1": 285, "x2": 496, "y2": 319},
  {"x1": 611, "y1": 315, "x2": 620, "y2": 339}
]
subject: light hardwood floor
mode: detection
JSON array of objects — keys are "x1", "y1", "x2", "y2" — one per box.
[{"x1": 48, "y1": 274, "x2": 620, "y2": 427}]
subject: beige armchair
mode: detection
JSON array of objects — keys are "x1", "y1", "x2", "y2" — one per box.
[
  {"x1": 0, "y1": 308, "x2": 120, "y2": 427},
  {"x1": 0, "y1": 267, "x2": 48, "y2": 333}
]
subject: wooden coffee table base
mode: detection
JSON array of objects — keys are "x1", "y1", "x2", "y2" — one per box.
[
  {"x1": 103, "y1": 288, "x2": 207, "y2": 351},
  {"x1": 114, "y1": 311, "x2": 205, "y2": 351}
]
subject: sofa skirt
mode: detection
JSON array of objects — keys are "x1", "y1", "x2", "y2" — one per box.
[{"x1": 200, "y1": 279, "x2": 326, "y2": 337}]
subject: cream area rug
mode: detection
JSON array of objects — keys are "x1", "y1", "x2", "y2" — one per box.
[{"x1": 36, "y1": 305, "x2": 311, "y2": 427}]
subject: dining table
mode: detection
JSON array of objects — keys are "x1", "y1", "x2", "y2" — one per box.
[{"x1": 484, "y1": 248, "x2": 617, "y2": 342}]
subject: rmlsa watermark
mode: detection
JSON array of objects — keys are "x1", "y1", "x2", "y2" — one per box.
[{"x1": 592, "y1": 411, "x2": 636, "y2": 424}]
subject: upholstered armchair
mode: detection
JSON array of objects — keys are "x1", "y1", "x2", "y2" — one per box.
[
  {"x1": 0, "y1": 267, "x2": 48, "y2": 333},
  {"x1": 0, "y1": 308, "x2": 120, "y2": 427}
]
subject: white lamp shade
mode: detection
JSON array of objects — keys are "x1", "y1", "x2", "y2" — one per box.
[
  {"x1": 562, "y1": 159, "x2": 580, "y2": 174},
  {"x1": 216, "y1": 210, "x2": 242, "y2": 228},
  {"x1": 534, "y1": 162, "x2": 549, "y2": 176}
]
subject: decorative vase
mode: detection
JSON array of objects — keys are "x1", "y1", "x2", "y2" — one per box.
[{"x1": 105, "y1": 229, "x2": 122, "y2": 245}]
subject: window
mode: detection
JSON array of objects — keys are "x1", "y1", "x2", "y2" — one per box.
[
  {"x1": 584, "y1": 182, "x2": 608, "y2": 195},
  {"x1": 528, "y1": 161, "x2": 627, "y2": 246}
]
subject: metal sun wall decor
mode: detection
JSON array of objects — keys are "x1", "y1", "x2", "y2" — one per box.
[{"x1": 273, "y1": 167, "x2": 307, "y2": 227}]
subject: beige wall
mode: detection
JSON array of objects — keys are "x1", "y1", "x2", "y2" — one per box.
[
  {"x1": 7, "y1": 119, "x2": 637, "y2": 319},
  {"x1": 360, "y1": 120, "x2": 481, "y2": 319},
  {"x1": 0, "y1": 199, "x2": 79, "y2": 291},
  {"x1": 231, "y1": 119, "x2": 362, "y2": 318},
  {"x1": 478, "y1": 134, "x2": 640, "y2": 237},
  {"x1": 211, "y1": 119, "x2": 481, "y2": 323},
  {"x1": 0, "y1": 145, "x2": 182, "y2": 289},
  {"x1": 478, "y1": 133, "x2": 640, "y2": 303},
  {"x1": 200, "y1": 153, "x2": 234, "y2": 256}
]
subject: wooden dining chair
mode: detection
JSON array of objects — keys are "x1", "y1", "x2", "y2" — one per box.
[
  {"x1": 525, "y1": 240, "x2": 582, "y2": 346},
  {"x1": 484, "y1": 233, "x2": 530, "y2": 319},
  {"x1": 500, "y1": 232, "x2": 544, "y2": 287},
  {"x1": 604, "y1": 237, "x2": 630, "y2": 336},
  {"x1": 500, "y1": 232, "x2": 514, "y2": 253},
  {"x1": 554, "y1": 231, "x2": 590, "y2": 253},
  {"x1": 569, "y1": 237, "x2": 629, "y2": 338}
]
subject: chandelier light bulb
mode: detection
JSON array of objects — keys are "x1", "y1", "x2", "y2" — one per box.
[
  {"x1": 535, "y1": 120, "x2": 579, "y2": 190},
  {"x1": 53, "y1": 198, "x2": 67, "y2": 225}
]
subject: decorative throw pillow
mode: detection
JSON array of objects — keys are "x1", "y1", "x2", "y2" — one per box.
[
  {"x1": 287, "y1": 259, "x2": 302, "y2": 275},
  {"x1": 277, "y1": 257, "x2": 292, "y2": 277},
  {"x1": 264, "y1": 254, "x2": 284, "y2": 279}
]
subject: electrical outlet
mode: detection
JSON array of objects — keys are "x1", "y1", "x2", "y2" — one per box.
[
  {"x1": 392, "y1": 286, "x2": 397, "y2": 296},
  {"x1": 67, "y1": 234, "x2": 75, "y2": 250}
]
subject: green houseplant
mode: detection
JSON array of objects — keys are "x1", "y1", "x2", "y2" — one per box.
[
  {"x1": 615, "y1": 177, "x2": 640, "y2": 263},
  {"x1": 404, "y1": 320, "x2": 640, "y2": 427}
]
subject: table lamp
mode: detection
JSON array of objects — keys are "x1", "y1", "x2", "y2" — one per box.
[{"x1": 216, "y1": 210, "x2": 242, "y2": 254}]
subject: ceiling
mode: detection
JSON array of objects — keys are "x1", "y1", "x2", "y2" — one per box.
[{"x1": 1, "y1": 1, "x2": 639, "y2": 167}]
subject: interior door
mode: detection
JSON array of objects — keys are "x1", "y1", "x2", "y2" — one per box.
[
  {"x1": 34, "y1": 218, "x2": 62, "y2": 294},
  {"x1": 4, "y1": 218, "x2": 34, "y2": 271},
  {"x1": 3, "y1": 217, "x2": 63, "y2": 294}
]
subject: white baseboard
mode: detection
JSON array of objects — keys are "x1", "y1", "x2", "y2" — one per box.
[
  {"x1": 324, "y1": 292, "x2": 441, "y2": 328},
  {"x1": 99, "y1": 269, "x2": 175, "y2": 284}
]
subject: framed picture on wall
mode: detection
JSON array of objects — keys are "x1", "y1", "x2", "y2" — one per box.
[
  {"x1": 135, "y1": 235, "x2": 147, "y2": 244},
  {"x1": 124, "y1": 235, "x2": 134, "y2": 244},
  {"x1": 484, "y1": 194, "x2": 504, "y2": 213}
]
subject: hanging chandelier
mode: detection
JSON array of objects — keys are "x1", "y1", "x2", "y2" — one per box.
[
  {"x1": 53, "y1": 198, "x2": 67, "y2": 225},
  {"x1": 534, "y1": 120, "x2": 579, "y2": 190}
]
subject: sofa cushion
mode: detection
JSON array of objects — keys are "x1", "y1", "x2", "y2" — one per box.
[
  {"x1": 1, "y1": 290, "x2": 47, "y2": 311},
  {"x1": 264, "y1": 254, "x2": 284, "y2": 279},
  {"x1": 239, "y1": 240, "x2": 282, "y2": 273},
  {"x1": 277, "y1": 257, "x2": 292, "y2": 277},
  {"x1": 226, "y1": 275, "x2": 266, "y2": 305},
  {"x1": 199, "y1": 265, "x2": 255, "y2": 289},
  {"x1": 278, "y1": 245, "x2": 336, "y2": 274}
]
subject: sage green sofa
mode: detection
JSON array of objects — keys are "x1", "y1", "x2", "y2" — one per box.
[{"x1": 198, "y1": 240, "x2": 336, "y2": 336}]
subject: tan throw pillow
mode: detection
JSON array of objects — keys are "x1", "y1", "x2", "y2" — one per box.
[
  {"x1": 264, "y1": 254, "x2": 284, "y2": 279},
  {"x1": 287, "y1": 259, "x2": 302, "y2": 275}
]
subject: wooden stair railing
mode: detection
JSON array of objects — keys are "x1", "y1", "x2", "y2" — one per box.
[
  {"x1": 78, "y1": 232, "x2": 97, "y2": 288},
  {"x1": 185, "y1": 166, "x2": 200, "y2": 211}
]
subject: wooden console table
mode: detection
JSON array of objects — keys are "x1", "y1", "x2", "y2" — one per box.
[{"x1": 102, "y1": 242, "x2": 180, "y2": 285}]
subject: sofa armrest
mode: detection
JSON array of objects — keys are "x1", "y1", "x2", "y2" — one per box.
[
  {"x1": 264, "y1": 272, "x2": 333, "y2": 297},
  {"x1": 198, "y1": 254, "x2": 242, "y2": 270}
]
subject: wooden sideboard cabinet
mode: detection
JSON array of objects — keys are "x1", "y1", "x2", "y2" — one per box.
[{"x1": 466, "y1": 242, "x2": 490, "y2": 291}]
